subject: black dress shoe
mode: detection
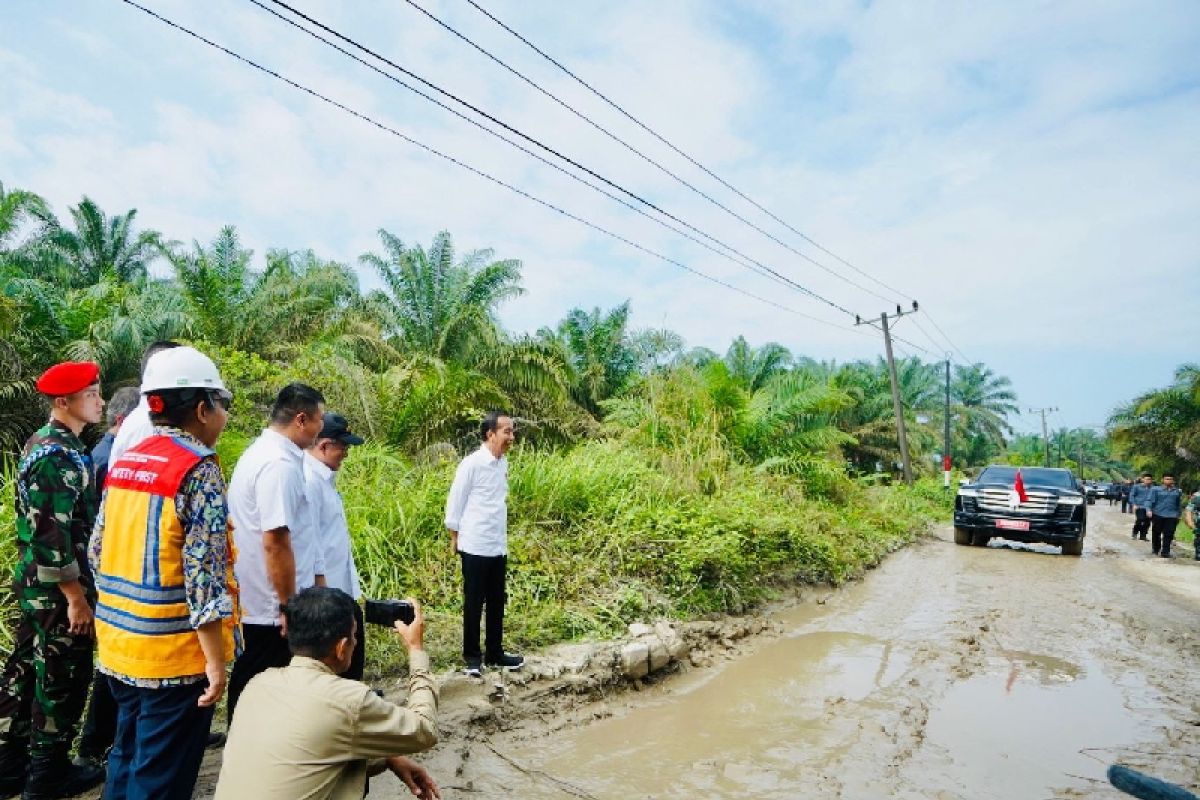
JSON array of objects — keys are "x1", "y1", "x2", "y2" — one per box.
[{"x1": 485, "y1": 653, "x2": 525, "y2": 670}]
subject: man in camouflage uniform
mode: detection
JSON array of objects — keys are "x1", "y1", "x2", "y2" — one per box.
[
  {"x1": 0, "y1": 362, "x2": 106, "y2": 799},
  {"x1": 1184, "y1": 490, "x2": 1200, "y2": 562}
]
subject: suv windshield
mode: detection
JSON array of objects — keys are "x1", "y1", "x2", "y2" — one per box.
[{"x1": 976, "y1": 466, "x2": 1077, "y2": 490}]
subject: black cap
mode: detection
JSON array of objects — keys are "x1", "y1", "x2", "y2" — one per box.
[{"x1": 318, "y1": 413, "x2": 364, "y2": 446}]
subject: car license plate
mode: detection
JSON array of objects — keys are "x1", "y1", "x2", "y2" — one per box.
[{"x1": 996, "y1": 519, "x2": 1030, "y2": 531}]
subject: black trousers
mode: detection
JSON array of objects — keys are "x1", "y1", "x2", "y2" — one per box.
[
  {"x1": 1120, "y1": 498, "x2": 1129, "y2": 513},
  {"x1": 78, "y1": 669, "x2": 118, "y2": 758},
  {"x1": 1151, "y1": 516, "x2": 1178, "y2": 556},
  {"x1": 1132, "y1": 508, "x2": 1151, "y2": 539},
  {"x1": 338, "y1": 602, "x2": 366, "y2": 682},
  {"x1": 227, "y1": 623, "x2": 291, "y2": 723},
  {"x1": 459, "y1": 553, "x2": 507, "y2": 663}
]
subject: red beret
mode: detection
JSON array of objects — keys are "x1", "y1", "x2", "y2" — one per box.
[{"x1": 36, "y1": 361, "x2": 100, "y2": 397}]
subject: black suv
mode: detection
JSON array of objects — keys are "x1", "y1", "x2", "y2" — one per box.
[{"x1": 954, "y1": 465, "x2": 1087, "y2": 555}]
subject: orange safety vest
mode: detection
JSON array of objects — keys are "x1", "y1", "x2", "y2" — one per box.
[{"x1": 96, "y1": 434, "x2": 241, "y2": 680}]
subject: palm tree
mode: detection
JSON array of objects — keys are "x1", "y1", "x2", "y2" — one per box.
[
  {"x1": 360, "y1": 229, "x2": 521, "y2": 361},
  {"x1": 37, "y1": 197, "x2": 166, "y2": 287},
  {"x1": 1110, "y1": 364, "x2": 1200, "y2": 483},
  {"x1": 723, "y1": 336, "x2": 791, "y2": 393},
  {"x1": 541, "y1": 302, "x2": 638, "y2": 415},
  {"x1": 168, "y1": 225, "x2": 253, "y2": 342},
  {"x1": 0, "y1": 182, "x2": 52, "y2": 252},
  {"x1": 360, "y1": 229, "x2": 571, "y2": 446},
  {"x1": 60, "y1": 279, "x2": 191, "y2": 388},
  {"x1": 952, "y1": 363, "x2": 1018, "y2": 464},
  {"x1": 629, "y1": 327, "x2": 684, "y2": 371}
]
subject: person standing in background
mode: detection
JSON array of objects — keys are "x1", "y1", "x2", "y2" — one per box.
[
  {"x1": 304, "y1": 413, "x2": 366, "y2": 679},
  {"x1": 1128, "y1": 473, "x2": 1154, "y2": 540},
  {"x1": 88, "y1": 387, "x2": 140, "y2": 490},
  {"x1": 72, "y1": 384, "x2": 140, "y2": 770},
  {"x1": 106, "y1": 341, "x2": 180, "y2": 468},
  {"x1": 0, "y1": 362, "x2": 106, "y2": 799},
  {"x1": 1145, "y1": 474, "x2": 1183, "y2": 558},
  {"x1": 445, "y1": 411, "x2": 523, "y2": 678},
  {"x1": 91, "y1": 347, "x2": 241, "y2": 800},
  {"x1": 227, "y1": 383, "x2": 326, "y2": 721},
  {"x1": 1183, "y1": 490, "x2": 1200, "y2": 562}
]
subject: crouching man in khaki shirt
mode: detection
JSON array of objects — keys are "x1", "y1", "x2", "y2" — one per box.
[{"x1": 215, "y1": 587, "x2": 439, "y2": 800}]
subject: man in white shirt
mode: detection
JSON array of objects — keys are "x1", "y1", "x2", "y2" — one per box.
[
  {"x1": 444, "y1": 411, "x2": 522, "y2": 677},
  {"x1": 227, "y1": 383, "x2": 326, "y2": 720},
  {"x1": 303, "y1": 412, "x2": 366, "y2": 679},
  {"x1": 106, "y1": 341, "x2": 180, "y2": 468}
]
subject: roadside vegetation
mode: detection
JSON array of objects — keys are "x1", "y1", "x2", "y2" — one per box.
[{"x1": 3, "y1": 182, "x2": 1019, "y2": 669}]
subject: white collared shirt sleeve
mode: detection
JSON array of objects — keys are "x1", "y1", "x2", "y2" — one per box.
[{"x1": 444, "y1": 457, "x2": 473, "y2": 532}]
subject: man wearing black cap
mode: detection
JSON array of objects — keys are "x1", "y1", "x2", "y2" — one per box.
[
  {"x1": 304, "y1": 413, "x2": 368, "y2": 679},
  {"x1": 0, "y1": 362, "x2": 107, "y2": 798}
]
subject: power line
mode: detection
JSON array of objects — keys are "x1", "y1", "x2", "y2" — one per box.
[
  {"x1": 115, "y1": 0, "x2": 875, "y2": 343},
  {"x1": 463, "y1": 0, "x2": 916, "y2": 306},
  {"x1": 460, "y1": 0, "x2": 980, "y2": 370},
  {"x1": 240, "y1": 0, "x2": 860, "y2": 317},
  {"x1": 876, "y1": 312, "x2": 940, "y2": 359},
  {"x1": 921, "y1": 310, "x2": 972, "y2": 365},
  {"x1": 398, "y1": 0, "x2": 899, "y2": 307},
  {"x1": 907, "y1": 313, "x2": 949, "y2": 360},
  {"x1": 256, "y1": 0, "x2": 866, "y2": 321}
]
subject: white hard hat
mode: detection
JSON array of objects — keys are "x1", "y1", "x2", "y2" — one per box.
[{"x1": 141, "y1": 346, "x2": 229, "y2": 395}]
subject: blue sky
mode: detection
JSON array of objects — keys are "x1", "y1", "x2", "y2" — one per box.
[{"x1": 3, "y1": 0, "x2": 1198, "y2": 430}]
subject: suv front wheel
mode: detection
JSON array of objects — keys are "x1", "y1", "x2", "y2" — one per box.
[
  {"x1": 954, "y1": 527, "x2": 971, "y2": 546},
  {"x1": 1061, "y1": 537, "x2": 1083, "y2": 556}
]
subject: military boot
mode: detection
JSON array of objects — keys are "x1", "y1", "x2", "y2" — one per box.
[
  {"x1": 0, "y1": 736, "x2": 30, "y2": 798},
  {"x1": 21, "y1": 744, "x2": 104, "y2": 800}
]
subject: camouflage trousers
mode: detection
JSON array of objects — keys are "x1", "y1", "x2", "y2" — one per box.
[{"x1": 0, "y1": 599, "x2": 93, "y2": 754}]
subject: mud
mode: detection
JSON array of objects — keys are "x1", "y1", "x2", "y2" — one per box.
[
  {"x1": 119, "y1": 503, "x2": 1200, "y2": 798},
  {"x1": 391, "y1": 503, "x2": 1200, "y2": 799}
]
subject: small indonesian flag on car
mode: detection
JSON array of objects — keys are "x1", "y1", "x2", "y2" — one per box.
[{"x1": 1014, "y1": 469, "x2": 1030, "y2": 504}]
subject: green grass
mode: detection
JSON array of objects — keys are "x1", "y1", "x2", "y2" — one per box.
[{"x1": 0, "y1": 441, "x2": 951, "y2": 679}]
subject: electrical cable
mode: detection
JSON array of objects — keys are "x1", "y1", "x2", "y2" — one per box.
[
  {"x1": 116, "y1": 0, "x2": 876, "y2": 342},
  {"x1": 256, "y1": 0, "x2": 865, "y2": 320},
  {"x1": 921, "y1": 310, "x2": 972, "y2": 365},
  {"x1": 398, "y1": 0, "x2": 899, "y2": 306},
  {"x1": 463, "y1": 0, "x2": 917, "y2": 305},
  {"x1": 908, "y1": 313, "x2": 956, "y2": 363},
  {"x1": 240, "y1": 0, "x2": 863, "y2": 315}
]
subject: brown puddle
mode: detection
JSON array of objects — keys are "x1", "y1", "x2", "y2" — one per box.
[
  {"x1": 521, "y1": 631, "x2": 913, "y2": 798},
  {"x1": 510, "y1": 637, "x2": 1145, "y2": 799},
  {"x1": 919, "y1": 652, "x2": 1142, "y2": 799}
]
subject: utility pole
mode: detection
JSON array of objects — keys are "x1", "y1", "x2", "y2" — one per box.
[
  {"x1": 856, "y1": 302, "x2": 919, "y2": 487},
  {"x1": 1028, "y1": 406, "x2": 1058, "y2": 467},
  {"x1": 943, "y1": 357, "x2": 952, "y2": 490}
]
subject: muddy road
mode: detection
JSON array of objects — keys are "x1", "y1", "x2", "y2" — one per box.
[
  {"x1": 178, "y1": 503, "x2": 1200, "y2": 799},
  {"x1": 386, "y1": 502, "x2": 1200, "y2": 800}
]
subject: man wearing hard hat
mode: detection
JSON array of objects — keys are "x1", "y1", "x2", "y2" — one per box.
[
  {"x1": 90, "y1": 346, "x2": 242, "y2": 800},
  {"x1": 0, "y1": 361, "x2": 107, "y2": 799}
]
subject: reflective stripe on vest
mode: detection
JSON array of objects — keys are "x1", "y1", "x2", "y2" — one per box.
[{"x1": 97, "y1": 434, "x2": 240, "y2": 680}]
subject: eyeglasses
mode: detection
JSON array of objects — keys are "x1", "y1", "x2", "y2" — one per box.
[{"x1": 206, "y1": 391, "x2": 233, "y2": 411}]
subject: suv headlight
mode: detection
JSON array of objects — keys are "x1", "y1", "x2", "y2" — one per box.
[
  {"x1": 957, "y1": 488, "x2": 979, "y2": 497},
  {"x1": 1057, "y1": 495, "x2": 1084, "y2": 506}
]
